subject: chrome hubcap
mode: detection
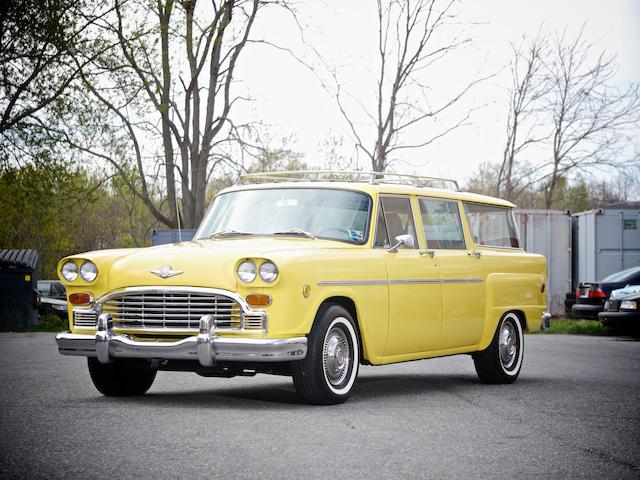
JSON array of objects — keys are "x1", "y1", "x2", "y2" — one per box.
[
  {"x1": 499, "y1": 321, "x2": 518, "y2": 370},
  {"x1": 323, "y1": 326, "x2": 350, "y2": 386}
]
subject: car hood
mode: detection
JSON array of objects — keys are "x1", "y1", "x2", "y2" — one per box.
[
  {"x1": 609, "y1": 285, "x2": 640, "y2": 300},
  {"x1": 67, "y1": 237, "x2": 359, "y2": 293}
]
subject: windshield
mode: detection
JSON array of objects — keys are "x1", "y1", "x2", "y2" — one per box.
[
  {"x1": 195, "y1": 188, "x2": 372, "y2": 244},
  {"x1": 601, "y1": 266, "x2": 640, "y2": 283}
]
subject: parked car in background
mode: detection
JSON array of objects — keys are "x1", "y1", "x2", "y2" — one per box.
[
  {"x1": 37, "y1": 280, "x2": 67, "y2": 319},
  {"x1": 598, "y1": 285, "x2": 640, "y2": 335},
  {"x1": 571, "y1": 266, "x2": 640, "y2": 319}
]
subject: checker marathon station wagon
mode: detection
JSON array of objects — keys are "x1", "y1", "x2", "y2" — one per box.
[{"x1": 56, "y1": 172, "x2": 550, "y2": 405}]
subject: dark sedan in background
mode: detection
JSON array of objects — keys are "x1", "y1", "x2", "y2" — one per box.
[
  {"x1": 36, "y1": 280, "x2": 67, "y2": 319},
  {"x1": 599, "y1": 285, "x2": 640, "y2": 335},
  {"x1": 571, "y1": 266, "x2": 640, "y2": 319}
]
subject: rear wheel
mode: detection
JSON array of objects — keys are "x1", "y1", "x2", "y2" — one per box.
[
  {"x1": 88, "y1": 358, "x2": 157, "y2": 396},
  {"x1": 473, "y1": 312, "x2": 524, "y2": 384},
  {"x1": 292, "y1": 304, "x2": 360, "y2": 405}
]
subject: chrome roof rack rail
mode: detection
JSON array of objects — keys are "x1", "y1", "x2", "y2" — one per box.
[{"x1": 238, "y1": 171, "x2": 459, "y2": 190}]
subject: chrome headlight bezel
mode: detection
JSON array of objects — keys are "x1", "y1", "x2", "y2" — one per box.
[
  {"x1": 259, "y1": 261, "x2": 279, "y2": 283},
  {"x1": 61, "y1": 261, "x2": 78, "y2": 282},
  {"x1": 80, "y1": 261, "x2": 98, "y2": 282},
  {"x1": 237, "y1": 260, "x2": 257, "y2": 283}
]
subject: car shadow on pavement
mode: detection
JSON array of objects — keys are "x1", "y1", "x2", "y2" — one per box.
[{"x1": 78, "y1": 372, "x2": 547, "y2": 408}]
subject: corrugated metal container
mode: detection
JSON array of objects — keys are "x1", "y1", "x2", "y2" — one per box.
[
  {"x1": 0, "y1": 249, "x2": 39, "y2": 330},
  {"x1": 514, "y1": 210, "x2": 572, "y2": 316},
  {"x1": 151, "y1": 229, "x2": 197, "y2": 246},
  {"x1": 573, "y1": 207, "x2": 640, "y2": 284}
]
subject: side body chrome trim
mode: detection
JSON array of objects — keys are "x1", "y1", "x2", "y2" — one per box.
[{"x1": 318, "y1": 278, "x2": 483, "y2": 287}]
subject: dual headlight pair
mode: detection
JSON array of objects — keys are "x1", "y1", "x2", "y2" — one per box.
[
  {"x1": 61, "y1": 260, "x2": 98, "y2": 283},
  {"x1": 237, "y1": 260, "x2": 278, "y2": 283}
]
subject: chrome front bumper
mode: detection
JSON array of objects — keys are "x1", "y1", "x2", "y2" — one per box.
[
  {"x1": 541, "y1": 311, "x2": 552, "y2": 331},
  {"x1": 56, "y1": 314, "x2": 307, "y2": 365}
]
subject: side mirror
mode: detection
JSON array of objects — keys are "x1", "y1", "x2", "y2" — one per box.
[{"x1": 388, "y1": 234, "x2": 414, "y2": 253}]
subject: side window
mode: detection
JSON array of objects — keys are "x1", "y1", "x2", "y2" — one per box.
[
  {"x1": 378, "y1": 196, "x2": 417, "y2": 249},
  {"x1": 463, "y1": 202, "x2": 520, "y2": 248},
  {"x1": 374, "y1": 201, "x2": 390, "y2": 248},
  {"x1": 418, "y1": 198, "x2": 466, "y2": 250},
  {"x1": 37, "y1": 283, "x2": 51, "y2": 296}
]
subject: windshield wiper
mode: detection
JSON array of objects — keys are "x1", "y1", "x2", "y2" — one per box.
[
  {"x1": 272, "y1": 228, "x2": 315, "y2": 239},
  {"x1": 208, "y1": 229, "x2": 253, "y2": 239}
]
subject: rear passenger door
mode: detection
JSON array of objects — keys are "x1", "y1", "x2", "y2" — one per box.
[{"x1": 418, "y1": 197, "x2": 485, "y2": 348}]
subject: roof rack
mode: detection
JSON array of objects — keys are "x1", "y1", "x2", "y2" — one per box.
[{"x1": 238, "y1": 170, "x2": 459, "y2": 190}]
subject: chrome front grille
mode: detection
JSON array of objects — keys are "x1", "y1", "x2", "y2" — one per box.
[
  {"x1": 73, "y1": 310, "x2": 97, "y2": 327},
  {"x1": 100, "y1": 289, "x2": 265, "y2": 332}
]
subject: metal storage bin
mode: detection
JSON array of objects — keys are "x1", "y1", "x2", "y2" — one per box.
[
  {"x1": 514, "y1": 210, "x2": 572, "y2": 316},
  {"x1": 0, "y1": 249, "x2": 39, "y2": 330},
  {"x1": 573, "y1": 205, "x2": 640, "y2": 285}
]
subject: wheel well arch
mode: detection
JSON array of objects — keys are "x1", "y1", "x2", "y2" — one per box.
[
  {"x1": 508, "y1": 309, "x2": 528, "y2": 331},
  {"x1": 316, "y1": 296, "x2": 367, "y2": 364}
]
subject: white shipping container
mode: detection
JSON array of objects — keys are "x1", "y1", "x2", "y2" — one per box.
[
  {"x1": 573, "y1": 207, "x2": 640, "y2": 284},
  {"x1": 514, "y1": 210, "x2": 572, "y2": 316}
]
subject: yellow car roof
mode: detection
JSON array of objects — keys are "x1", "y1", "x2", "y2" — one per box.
[{"x1": 220, "y1": 181, "x2": 516, "y2": 208}]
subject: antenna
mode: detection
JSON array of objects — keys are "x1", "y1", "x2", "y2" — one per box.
[{"x1": 174, "y1": 193, "x2": 182, "y2": 242}]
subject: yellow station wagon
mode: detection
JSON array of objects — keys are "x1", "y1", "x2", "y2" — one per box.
[{"x1": 56, "y1": 171, "x2": 550, "y2": 404}]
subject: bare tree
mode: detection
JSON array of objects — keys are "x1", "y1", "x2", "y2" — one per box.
[
  {"x1": 496, "y1": 31, "x2": 548, "y2": 199},
  {"x1": 541, "y1": 29, "x2": 640, "y2": 208},
  {"x1": 62, "y1": 0, "x2": 283, "y2": 229},
  {"x1": 325, "y1": 0, "x2": 484, "y2": 172}
]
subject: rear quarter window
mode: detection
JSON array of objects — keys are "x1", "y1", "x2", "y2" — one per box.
[{"x1": 463, "y1": 203, "x2": 520, "y2": 248}]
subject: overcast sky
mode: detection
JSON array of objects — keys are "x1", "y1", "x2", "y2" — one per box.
[{"x1": 232, "y1": 0, "x2": 640, "y2": 184}]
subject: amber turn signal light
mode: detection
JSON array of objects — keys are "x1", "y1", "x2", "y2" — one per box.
[
  {"x1": 246, "y1": 293, "x2": 271, "y2": 307},
  {"x1": 69, "y1": 292, "x2": 92, "y2": 305}
]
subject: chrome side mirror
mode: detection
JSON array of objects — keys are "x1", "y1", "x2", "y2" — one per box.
[{"x1": 388, "y1": 234, "x2": 414, "y2": 253}]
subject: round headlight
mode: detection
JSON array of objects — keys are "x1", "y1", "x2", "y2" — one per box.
[
  {"x1": 61, "y1": 261, "x2": 78, "y2": 282},
  {"x1": 259, "y1": 261, "x2": 279, "y2": 283},
  {"x1": 237, "y1": 260, "x2": 257, "y2": 283},
  {"x1": 80, "y1": 261, "x2": 98, "y2": 282}
]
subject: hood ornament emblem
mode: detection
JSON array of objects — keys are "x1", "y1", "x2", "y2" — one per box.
[{"x1": 150, "y1": 265, "x2": 183, "y2": 279}]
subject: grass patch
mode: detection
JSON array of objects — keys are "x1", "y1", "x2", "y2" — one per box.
[{"x1": 546, "y1": 318, "x2": 603, "y2": 335}]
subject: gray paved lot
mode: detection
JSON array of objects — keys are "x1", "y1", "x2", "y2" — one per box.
[{"x1": 0, "y1": 333, "x2": 639, "y2": 479}]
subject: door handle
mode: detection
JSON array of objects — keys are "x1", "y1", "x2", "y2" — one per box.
[
  {"x1": 419, "y1": 249, "x2": 436, "y2": 258},
  {"x1": 467, "y1": 250, "x2": 481, "y2": 259}
]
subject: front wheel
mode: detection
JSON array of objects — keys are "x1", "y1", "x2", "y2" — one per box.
[
  {"x1": 473, "y1": 312, "x2": 524, "y2": 384},
  {"x1": 292, "y1": 304, "x2": 360, "y2": 405},
  {"x1": 88, "y1": 358, "x2": 157, "y2": 396}
]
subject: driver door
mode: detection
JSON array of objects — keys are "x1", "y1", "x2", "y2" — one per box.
[{"x1": 378, "y1": 195, "x2": 443, "y2": 356}]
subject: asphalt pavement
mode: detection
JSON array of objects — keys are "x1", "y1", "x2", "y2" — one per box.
[{"x1": 0, "y1": 332, "x2": 639, "y2": 479}]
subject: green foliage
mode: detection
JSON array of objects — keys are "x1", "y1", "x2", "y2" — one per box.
[
  {"x1": 37, "y1": 313, "x2": 67, "y2": 330},
  {"x1": 0, "y1": 0, "x2": 88, "y2": 162},
  {"x1": 0, "y1": 159, "x2": 155, "y2": 278}
]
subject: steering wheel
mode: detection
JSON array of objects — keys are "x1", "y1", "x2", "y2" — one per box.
[{"x1": 317, "y1": 227, "x2": 352, "y2": 239}]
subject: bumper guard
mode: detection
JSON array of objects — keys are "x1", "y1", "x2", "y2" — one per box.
[{"x1": 56, "y1": 314, "x2": 307, "y2": 366}]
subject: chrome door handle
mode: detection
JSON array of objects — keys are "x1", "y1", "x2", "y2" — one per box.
[
  {"x1": 467, "y1": 250, "x2": 481, "y2": 259},
  {"x1": 419, "y1": 249, "x2": 436, "y2": 258}
]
